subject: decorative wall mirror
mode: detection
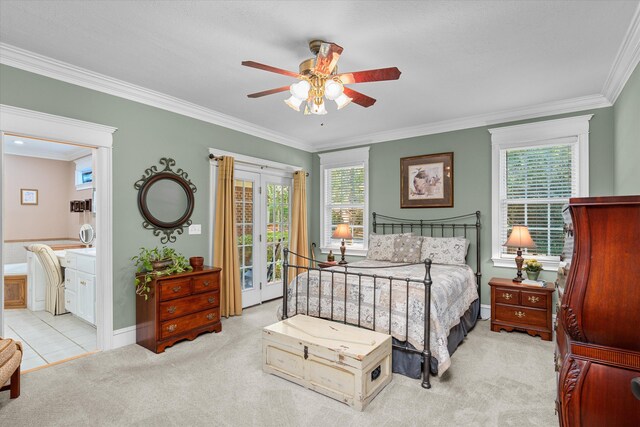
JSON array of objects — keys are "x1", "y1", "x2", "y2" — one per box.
[
  {"x1": 79, "y1": 224, "x2": 95, "y2": 246},
  {"x1": 134, "y1": 158, "x2": 197, "y2": 243}
]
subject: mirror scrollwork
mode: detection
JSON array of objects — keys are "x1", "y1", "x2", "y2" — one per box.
[{"x1": 134, "y1": 158, "x2": 197, "y2": 243}]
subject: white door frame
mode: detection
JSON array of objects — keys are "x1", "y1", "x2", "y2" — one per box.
[
  {"x1": 234, "y1": 169, "x2": 262, "y2": 308},
  {"x1": 0, "y1": 104, "x2": 116, "y2": 350},
  {"x1": 208, "y1": 148, "x2": 301, "y2": 306}
]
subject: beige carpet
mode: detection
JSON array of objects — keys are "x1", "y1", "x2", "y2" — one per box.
[{"x1": 0, "y1": 300, "x2": 557, "y2": 426}]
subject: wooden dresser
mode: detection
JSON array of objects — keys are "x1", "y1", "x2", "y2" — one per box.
[
  {"x1": 489, "y1": 277, "x2": 555, "y2": 341},
  {"x1": 136, "y1": 266, "x2": 222, "y2": 353},
  {"x1": 556, "y1": 196, "x2": 640, "y2": 426}
]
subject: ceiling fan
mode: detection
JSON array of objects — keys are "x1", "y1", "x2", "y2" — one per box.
[{"x1": 242, "y1": 40, "x2": 401, "y2": 115}]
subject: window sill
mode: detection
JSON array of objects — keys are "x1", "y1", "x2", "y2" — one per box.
[
  {"x1": 491, "y1": 257, "x2": 560, "y2": 271},
  {"x1": 320, "y1": 247, "x2": 368, "y2": 257}
]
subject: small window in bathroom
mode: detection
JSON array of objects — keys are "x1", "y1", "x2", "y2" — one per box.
[{"x1": 81, "y1": 169, "x2": 93, "y2": 184}]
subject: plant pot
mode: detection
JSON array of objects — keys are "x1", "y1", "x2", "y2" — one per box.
[
  {"x1": 526, "y1": 271, "x2": 540, "y2": 281},
  {"x1": 152, "y1": 259, "x2": 173, "y2": 271},
  {"x1": 189, "y1": 256, "x2": 204, "y2": 270}
]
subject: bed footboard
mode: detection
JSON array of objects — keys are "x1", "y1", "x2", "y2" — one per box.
[{"x1": 282, "y1": 249, "x2": 434, "y2": 389}]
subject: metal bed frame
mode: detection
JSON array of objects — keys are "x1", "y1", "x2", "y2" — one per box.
[{"x1": 282, "y1": 211, "x2": 481, "y2": 389}]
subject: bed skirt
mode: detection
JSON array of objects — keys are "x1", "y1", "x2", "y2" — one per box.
[{"x1": 392, "y1": 298, "x2": 480, "y2": 378}]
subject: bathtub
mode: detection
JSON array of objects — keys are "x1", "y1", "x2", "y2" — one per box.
[
  {"x1": 3, "y1": 263, "x2": 27, "y2": 276},
  {"x1": 3, "y1": 263, "x2": 28, "y2": 309}
]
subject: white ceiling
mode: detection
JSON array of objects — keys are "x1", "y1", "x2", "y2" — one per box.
[
  {"x1": 0, "y1": 1, "x2": 638, "y2": 152},
  {"x1": 3, "y1": 135, "x2": 91, "y2": 161}
]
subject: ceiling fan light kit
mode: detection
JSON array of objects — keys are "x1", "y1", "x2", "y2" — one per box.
[{"x1": 243, "y1": 40, "x2": 401, "y2": 115}]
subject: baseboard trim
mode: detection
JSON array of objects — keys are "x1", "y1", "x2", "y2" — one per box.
[
  {"x1": 112, "y1": 325, "x2": 136, "y2": 349},
  {"x1": 480, "y1": 304, "x2": 491, "y2": 320}
]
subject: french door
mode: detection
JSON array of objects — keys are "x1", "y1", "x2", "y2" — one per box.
[{"x1": 234, "y1": 171, "x2": 291, "y2": 308}]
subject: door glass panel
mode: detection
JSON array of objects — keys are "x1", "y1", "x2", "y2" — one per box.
[
  {"x1": 234, "y1": 178, "x2": 255, "y2": 291},
  {"x1": 265, "y1": 183, "x2": 290, "y2": 286}
]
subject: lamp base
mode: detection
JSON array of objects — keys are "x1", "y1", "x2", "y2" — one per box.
[
  {"x1": 513, "y1": 248, "x2": 525, "y2": 282},
  {"x1": 339, "y1": 239, "x2": 347, "y2": 264}
]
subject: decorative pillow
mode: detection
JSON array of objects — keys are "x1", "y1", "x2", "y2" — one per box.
[
  {"x1": 420, "y1": 237, "x2": 470, "y2": 265},
  {"x1": 366, "y1": 233, "x2": 413, "y2": 261},
  {"x1": 391, "y1": 235, "x2": 423, "y2": 263}
]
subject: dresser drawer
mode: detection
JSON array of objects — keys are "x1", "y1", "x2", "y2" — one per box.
[
  {"x1": 495, "y1": 304, "x2": 547, "y2": 327},
  {"x1": 193, "y1": 273, "x2": 219, "y2": 294},
  {"x1": 158, "y1": 278, "x2": 192, "y2": 301},
  {"x1": 159, "y1": 291, "x2": 220, "y2": 320},
  {"x1": 521, "y1": 291, "x2": 547, "y2": 308},
  {"x1": 160, "y1": 308, "x2": 220, "y2": 340},
  {"x1": 495, "y1": 288, "x2": 520, "y2": 305}
]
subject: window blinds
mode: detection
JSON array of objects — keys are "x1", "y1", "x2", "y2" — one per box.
[
  {"x1": 323, "y1": 164, "x2": 365, "y2": 248},
  {"x1": 500, "y1": 141, "x2": 578, "y2": 257}
]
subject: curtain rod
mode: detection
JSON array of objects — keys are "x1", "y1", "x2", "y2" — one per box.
[{"x1": 209, "y1": 153, "x2": 309, "y2": 176}]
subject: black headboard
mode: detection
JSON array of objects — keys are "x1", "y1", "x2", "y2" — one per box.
[{"x1": 372, "y1": 211, "x2": 482, "y2": 296}]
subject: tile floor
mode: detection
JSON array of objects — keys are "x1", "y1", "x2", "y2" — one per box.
[{"x1": 3, "y1": 309, "x2": 97, "y2": 371}]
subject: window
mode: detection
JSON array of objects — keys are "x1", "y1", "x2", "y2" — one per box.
[
  {"x1": 490, "y1": 115, "x2": 591, "y2": 270},
  {"x1": 319, "y1": 147, "x2": 369, "y2": 256}
]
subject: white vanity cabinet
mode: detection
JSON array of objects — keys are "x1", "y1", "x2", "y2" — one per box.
[{"x1": 63, "y1": 249, "x2": 96, "y2": 326}]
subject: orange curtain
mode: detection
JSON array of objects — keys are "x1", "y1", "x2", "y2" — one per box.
[
  {"x1": 289, "y1": 170, "x2": 309, "y2": 268},
  {"x1": 213, "y1": 157, "x2": 242, "y2": 317}
]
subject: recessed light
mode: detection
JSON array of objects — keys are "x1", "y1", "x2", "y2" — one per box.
[{"x1": 14, "y1": 140, "x2": 24, "y2": 145}]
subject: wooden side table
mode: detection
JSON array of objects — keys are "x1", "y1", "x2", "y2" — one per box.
[{"x1": 489, "y1": 277, "x2": 555, "y2": 341}]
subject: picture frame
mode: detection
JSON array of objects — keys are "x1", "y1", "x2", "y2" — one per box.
[
  {"x1": 20, "y1": 189, "x2": 38, "y2": 205},
  {"x1": 400, "y1": 152, "x2": 453, "y2": 208}
]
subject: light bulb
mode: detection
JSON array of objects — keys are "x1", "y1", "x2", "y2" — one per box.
[
  {"x1": 284, "y1": 95, "x2": 304, "y2": 111},
  {"x1": 324, "y1": 79, "x2": 344, "y2": 100},
  {"x1": 334, "y1": 93, "x2": 353, "y2": 109},
  {"x1": 310, "y1": 100, "x2": 327, "y2": 115},
  {"x1": 290, "y1": 80, "x2": 310, "y2": 99}
]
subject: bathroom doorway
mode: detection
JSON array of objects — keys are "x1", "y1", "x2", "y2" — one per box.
[
  {"x1": 2, "y1": 135, "x2": 99, "y2": 370},
  {"x1": 0, "y1": 105, "x2": 116, "y2": 371}
]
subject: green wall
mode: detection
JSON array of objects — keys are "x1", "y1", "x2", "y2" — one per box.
[
  {"x1": 0, "y1": 64, "x2": 314, "y2": 330},
  {"x1": 614, "y1": 62, "x2": 640, "y2": 195},
  {"x1": 311, "y1": 108, "x2": 615, "y2": 306}
]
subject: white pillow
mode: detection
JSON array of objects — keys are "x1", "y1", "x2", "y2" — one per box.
[
  {"x1": 420, "y1": 236, "x2": 470, "y2": 265},
  {"x1": 367, "y1": 233, "x2": 413, "y2": 261}
]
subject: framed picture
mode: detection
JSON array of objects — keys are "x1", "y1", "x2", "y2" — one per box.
[
  {"x1": 400, "y1": 152, "x2": 453, "y2": 208},
  {"x1": 20, "y1": 189, "x2": 38, "y2": 205}
]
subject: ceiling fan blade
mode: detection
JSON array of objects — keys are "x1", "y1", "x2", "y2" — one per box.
[
  {"x1": 241, "y1": 61, "x2": 302, "y2": 78},
  {"x1": 314, "y1": 42, "x2": 343, "y2": 76},
  {"x1": 247, "y1": 86, "x2": 291, "y2": 98},
  {"x1": 338, "y1": 67, "x2": 401, "y2": 84},
  {"x1": 343, "y1": 87, "x2": 376, "y2": 108}
]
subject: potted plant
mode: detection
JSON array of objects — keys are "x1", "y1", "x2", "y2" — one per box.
[
  {"x1": 523, "y1": 259, "x2": 543, "y2": 280},
  {"x1": 131, "y1": 246, "x2": 192, "y2": 299}
]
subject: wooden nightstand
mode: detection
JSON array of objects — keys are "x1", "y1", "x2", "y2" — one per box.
[
  {"x1": 317, "y1": 261, "x2": 339, "y2": 268},
  {"x1": 489, "y1": 277, "x2": 555, "y2": 341}
]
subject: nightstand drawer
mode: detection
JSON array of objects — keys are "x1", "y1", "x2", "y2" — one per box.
[
  {"x1": 495, "y1": 288, "x2": 520, "y2": 305},
  {"x1": 495, "y1": 304, "x2": 547, "y2": 327},
  {"x1": 521, "y1": 291, "x2": 547, "y2": 308}
]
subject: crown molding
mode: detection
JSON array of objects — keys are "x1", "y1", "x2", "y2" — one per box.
[
  {"x1": 314, "y1": 94, "x2": 611, "y2": 152},
  {"x1": 602, "y1": 3, "x2": 640, "y2": 103},
  {"x1": 0, "y1": 43, "x2": 313, "y2": 153},
  {"x1": 0, "y1": 39, "x2": 624, "y2": 155}
]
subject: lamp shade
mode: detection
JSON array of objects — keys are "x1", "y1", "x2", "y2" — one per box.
[
  {"x1": 332, "y1": 223, "x2": 353, "y2": 240},
  {"x1": 503, "y1": 225, "x2": 536, "y2": 249}
]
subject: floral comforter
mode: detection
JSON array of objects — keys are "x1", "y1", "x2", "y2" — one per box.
[{"x1": 278, "y1": 260, "x2": 478, "y2": 375}]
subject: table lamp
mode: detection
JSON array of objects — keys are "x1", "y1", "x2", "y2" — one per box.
[
  {"x1": 503, "y1": 225, "x2": 536, "y2": 282},
  {"x1": 332, "y1": 223, "x2": 353, "y2": 265}
]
